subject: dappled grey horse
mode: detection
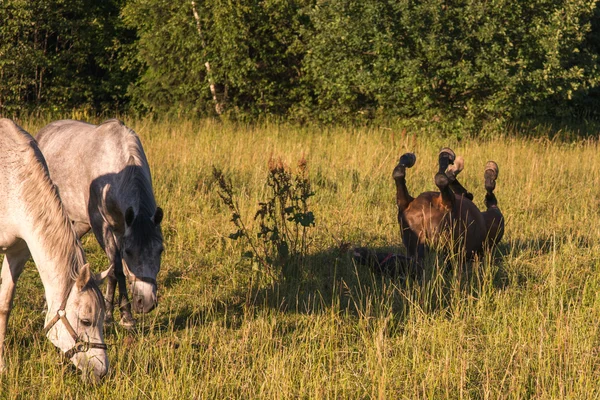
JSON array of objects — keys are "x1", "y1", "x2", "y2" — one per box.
[
  {"x1": 37, "y1": 119, "x2": 164, "y2": 328},
  {"x1": 0, "y1": 119, "x2": 108, "y2": 380}
]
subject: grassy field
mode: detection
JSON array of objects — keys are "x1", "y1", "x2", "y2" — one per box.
[{"x1": 2, "y1": 116, "x2": 600, "y2": 398}]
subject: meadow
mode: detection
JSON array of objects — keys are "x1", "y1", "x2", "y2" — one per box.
[{"x1": 2, "y1": 117, "x2": 600, "y2": 399}]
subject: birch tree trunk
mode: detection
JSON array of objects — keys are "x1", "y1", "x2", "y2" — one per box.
[{"x1": 191, "y1": 1, "x2": 226, "y2": 115}]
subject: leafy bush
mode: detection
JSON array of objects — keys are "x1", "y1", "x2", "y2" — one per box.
[{"x1": 213, "y1": 157, "x2": 315, "y2": 281}]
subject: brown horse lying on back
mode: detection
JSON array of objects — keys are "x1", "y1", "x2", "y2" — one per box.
[
  {"x1": 355, "y1": 148, "x2": 504, "y2": 275},
  {"x1": 395, "y1": 147, "x2": 504, "y2": 262}
]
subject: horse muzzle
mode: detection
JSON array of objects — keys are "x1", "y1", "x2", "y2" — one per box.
[
  {"x1": 74, "y1": 350, "x2": 109, "y2": 383},
  {"x1": 130, "y1": 277, "x2": 157, "y2": 313}
]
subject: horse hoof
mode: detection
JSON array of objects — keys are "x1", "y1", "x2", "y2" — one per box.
[
  {"x1": 399, "y1": 153, "x2": 416, "y2": 168},
  {"x1": 119, "y1": 316, "x2": 137, "y2": 330},
  {"x1": 435, "y1": 172, "x2": 449, "y2": 188},
  {"x1": 484, "y1": 161, "x2": 499, "y2": 192},
  {"x1": 393, "y1": 153, "x2": 416, "y2": 180},
  {"x1": 445, "y1": 155, "x2": 464, "y2": 181},
  {"x1": 439, "y1": 148, "x2": 456, "y2": 164}
]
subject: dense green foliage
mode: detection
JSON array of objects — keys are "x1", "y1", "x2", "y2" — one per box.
[
  {"x1": 2, "y1": 0, "x2": 600, "y2": 125},
  {"x1": 0, "y1": 0, "x2": 135, "y2": 113}
]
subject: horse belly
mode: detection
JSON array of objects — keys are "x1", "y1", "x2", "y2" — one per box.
[{"x1": 452, "y1": 197, "x2": 486, "y2": 255}]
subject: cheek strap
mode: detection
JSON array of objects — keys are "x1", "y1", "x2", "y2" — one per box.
[{"x1": 44, "y1": 298, "x2": 108, "y2": 360}]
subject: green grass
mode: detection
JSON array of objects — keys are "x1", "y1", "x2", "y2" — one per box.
[{"x1": 2, "y1": 116, "x2": 600, "y2": 398}]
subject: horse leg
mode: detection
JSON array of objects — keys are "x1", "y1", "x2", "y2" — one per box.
[
  {"x1": 0, "y1": 244, "x2": 29, "y2": 372},
  {"x1": 90, "y1": 212, "x2": 135, "y2": 328},
  {"x1": 102, "y1": 227, "x2": 136, "y2": 329},
  {"x1": 444, "y1": 155, "x2": 474, "y2": 201},
  {"x1": 394, "y1": 153, "x2": 423, "y2": 264},
  {"x1": 103, "y1": 270, "x2": 117, "y2": 324},
  {"x1": 392, "y1": 153, "x2": 416, "y2": 212},
  {"x1": 482, "y1": 161, "x2": 505, "y2": 247},
  {"x1": 435, "y1": 148, "x2": 457, "y2": 209}
]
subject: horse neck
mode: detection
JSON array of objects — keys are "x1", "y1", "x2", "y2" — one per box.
[
  {"x1": 22, "y1": 225, "x2": 78, "y2": 314},
  {"x1": 18, "y1": 181, "x2": 81, "y2": 314},
  {"x1": 116, "y1": 161, "x2": 156, "y2": 217}
]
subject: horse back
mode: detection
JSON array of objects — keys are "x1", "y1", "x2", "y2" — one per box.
[
  {"x1": 37, "y1": 119, "x2": 148, "y2": 176},
  {"x1": 0, "y1": 119, "x2": 63, "y2": 247},
  {"x1": 36, "y1": 119, "x2": 155, "y2": 226}
]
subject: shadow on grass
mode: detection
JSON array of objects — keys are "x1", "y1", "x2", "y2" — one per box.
[
  {"x1": 240, "y1": 241, "x2": 512, "y2": 322},
  {"x1": 115, "y1": 230, "x2": 595, "y2": 337}
]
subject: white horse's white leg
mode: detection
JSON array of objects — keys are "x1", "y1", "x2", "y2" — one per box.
[{"x1": 0, "y1": 245, "x2": 29, "y2": 372}]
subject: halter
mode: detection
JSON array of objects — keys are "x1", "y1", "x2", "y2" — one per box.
[{"x1": 43, "y1": 296, "x2": 108, "y2": 360}]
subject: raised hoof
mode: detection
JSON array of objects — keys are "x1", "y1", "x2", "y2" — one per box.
[
  {"x1": 434, "y1": 172, "x2": 449, "y2": 188},
  {"x1": 392, "y1": 153, "x2": 416, "y2": 180},
  {"x1": 438, "y1": 147, "x2": 456, "y2": 173},
  {"x1": 439, "y1": 147, "x2": 456, "y2": 163},
  {"x1": 445, "y1": 155, "x2": 464, "y2": 181},
  {"x1": 399, "y1": 153, "x2": 416, "y2": 168},
  {"x1": 119, "y1": 315, "x2": 137, "y2": 330},
  {"x1": 484, "y1": 161, "x2": 499, "y2": 192}
]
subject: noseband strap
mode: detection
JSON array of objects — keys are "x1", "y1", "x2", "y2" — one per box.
[{"x1": 43, "y1": 297, "x2": 107, "y2": 360}]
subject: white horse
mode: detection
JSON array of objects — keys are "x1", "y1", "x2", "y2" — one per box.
[
  {"x1": 0, "y1": 119, "x2": 108, "y2": 380},
  {"x1": 37, "y1": 119, "x2": 163, "y2": 328}
]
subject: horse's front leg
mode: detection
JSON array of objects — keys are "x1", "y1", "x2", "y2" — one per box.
[
  {"x1": 444, "y1": 155, "x2": 474, "y2": 201},
  {"x1": 103, "y1": 229, "x2": 135, "y2": 329},
  {"x1": 393, "y1": 153, "x2": 416, "y2": 212},
  {"x1": 90, "y1": 213, "x2": 135, "y2": 329},
  {"x1": 435, "y1": 148, "x2": 457, "y2": 209},
  {"x1": 103, "y1": 268, "x2": 117, "y2": 324},
  {"x1": 0, "y1": 245, "x2": 29, "y2": 372}
]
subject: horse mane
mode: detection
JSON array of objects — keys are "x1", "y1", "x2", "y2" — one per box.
[
  {"x1": 16, "y1": 127, "x2": 87, "y2": 300},
  {"x1": 110, "y1": 121, "x2": 157, "y2": 219}
]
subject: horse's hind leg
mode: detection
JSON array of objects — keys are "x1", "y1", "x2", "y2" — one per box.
[
  {"x1": 393, "y1": 153, "x2": 416, "y2": 212},
  {"x1": 482, "y1": 161, "x2": 505, "y2": 247},
  {"x1": 445, "y1": 155, "x2": 474, "y2": 201},
  {"x1": 0, "y1": 244, "x2": 29, "y2": 372},
  {"x1": 435, "y1": 148, "x2": 457, "y2": 209}
]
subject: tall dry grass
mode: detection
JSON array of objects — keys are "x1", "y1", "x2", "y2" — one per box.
[{"x1": 1, "y1": 116, "x2": 600, "y2": 398}]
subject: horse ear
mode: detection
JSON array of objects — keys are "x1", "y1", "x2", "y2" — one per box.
[
  {"x1": 77, "y1": 263, "x2": 92, "y2": 290},
  {"x1": 125, "y1": 207, "x2": 135, "y2": 227},
  {"x1": 95, "y1": 266, "x2": 112, "y2": 285},
  {"x1": 127, "y1": 155, "x2": 136, "y2": 166},
  {"x1": 153, "y1": 207, "x2": 163, "y2": 225}
]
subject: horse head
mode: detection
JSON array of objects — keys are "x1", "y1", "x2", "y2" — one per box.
[
  {"x1": 121, "y1": 206, "x2": 164, "y2": 313},
  {"x1": 44, "y1": 264, "x2": 108, "y2": 382}
]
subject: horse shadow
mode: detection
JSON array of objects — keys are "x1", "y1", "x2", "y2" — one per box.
[{"x1": 121, "y1": 230, "x2": 587, "y2": 338}]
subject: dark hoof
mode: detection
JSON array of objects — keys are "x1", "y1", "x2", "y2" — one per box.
[
  {"x1": 393, "y1": 153, "x2": 416, "y2": 179},
  {"x1": 484, "y1": 161, "x2": 499, "y2": 192},
  {"x1": 445, "y1": 155, "x2": 464, "y2": 181},
  {"x1": 119, "y1": 315, "x2": 137, "y2": 330},
  {"x1": 438, "y1": 147, "x2": 456, "y2": 172},
  {"x1": 399, "y1": 153, "x2": 416, "y2": 168},
  {"x1": 435, "y1": 172, "x2": 449, "y2": 188},
  {"x1": 439, "y1": 147, "x2": 456, "y2": 163}
]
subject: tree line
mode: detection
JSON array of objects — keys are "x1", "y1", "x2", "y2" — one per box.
[{"x1": 1, "y1": 0, "x2": 599, "y2": 126}]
